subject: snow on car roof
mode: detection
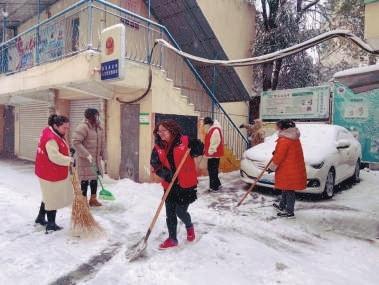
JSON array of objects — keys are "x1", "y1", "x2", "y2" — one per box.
[{"x1": 245, "y1": 123, "x2": 340, "y2": 165}]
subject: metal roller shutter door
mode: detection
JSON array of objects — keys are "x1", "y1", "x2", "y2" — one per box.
[
  {"x1": 19, "y1": 102, "x2": 50, "y2": 161},
  {"x1": 69, "y1": 99, "x2": 105, "y2": 139}
]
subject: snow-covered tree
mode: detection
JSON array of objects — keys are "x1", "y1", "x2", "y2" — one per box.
[
  {"x1": 316, "y1": 0, "x2": 378, "y2": 83},
  {"x1": 253, "y1": 0, "x2": 322, "y2": 91}
]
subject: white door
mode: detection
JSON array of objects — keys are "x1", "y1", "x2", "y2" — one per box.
[
  {"x1": 19, "y1": 102, "x2": 50, "y2": 161},
  {"x1": 69, "y1": 99, "x2": 105, "y2": 140}
]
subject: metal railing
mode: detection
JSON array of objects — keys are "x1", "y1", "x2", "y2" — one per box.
[{"x1": 0, "y1": 0, "x2": 248, "y2": 158}]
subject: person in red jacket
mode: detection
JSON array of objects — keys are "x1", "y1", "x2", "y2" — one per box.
[
  {"x1": 35, "y1": 114, "x2": 74, "y2": 232},
  {"x1": 203, "y1": 117, "x2": 224, "y2": 192},
  {"x1": 150, "y1": 120, "x2": 203, "y2": 249},
  {"x1": 269, "y1": 119, "x2": 307, "y2": 218}
]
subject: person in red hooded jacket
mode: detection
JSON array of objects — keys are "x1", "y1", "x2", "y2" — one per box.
[
  {"x1": 150, "y1": 120, "x2": 203, "y2": 249},
  {"x1": 269, "y1": 119, "x2": 307, "y2": 218}
]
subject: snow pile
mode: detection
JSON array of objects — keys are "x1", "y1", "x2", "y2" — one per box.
[{"x1": 0, "y1": 160, "x2": 379, "y2": 285}]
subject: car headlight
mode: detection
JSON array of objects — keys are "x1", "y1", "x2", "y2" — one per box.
[{"x1": 310, "y1": 161, "x2": 324, "y2": 169}]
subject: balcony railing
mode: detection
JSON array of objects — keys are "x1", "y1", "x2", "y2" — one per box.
[{"x1": 0, "y1": 0, "x2": 248, "y2": 158}]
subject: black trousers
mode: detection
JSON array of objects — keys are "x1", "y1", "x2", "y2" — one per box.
[
  {"x1": 279, "y1": 190, "x2": 296, "y2": 214},
  {"x1": 207, "y1": 158, "x2": 221, "y2": 190},
  {"x1": 81, "y1": 180, "x2": 98, "y2": 197},
  {"x1": 165, "y1": 200, "x2": 193, "y2": 241}
]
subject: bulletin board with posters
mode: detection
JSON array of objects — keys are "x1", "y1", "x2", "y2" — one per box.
[
  {"x1": 260, "y1": 85, "x2": 330, "y2": 121},
  {"x1": 332, "y1": 82, "x2": 379, "y2": 163}
]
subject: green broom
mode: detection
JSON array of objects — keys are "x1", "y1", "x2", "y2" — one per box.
[{"x1": 91, "y1": 164, "x2": 116, "y2": 201}]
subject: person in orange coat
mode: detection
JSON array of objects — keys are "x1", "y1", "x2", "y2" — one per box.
[{"x1": 268, "y1": 119, "x2": 306, "y2": 218}]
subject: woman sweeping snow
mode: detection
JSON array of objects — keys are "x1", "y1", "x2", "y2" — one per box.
[
  {"x1": 269, "y1": 119, "x2": 307, "y2": 218},
  {"x1": 150, "y1": 120, "x2": 203, "y2": 249},
  {"x1": 34, "y1": 114, "x2": 74, "y2": 232}
]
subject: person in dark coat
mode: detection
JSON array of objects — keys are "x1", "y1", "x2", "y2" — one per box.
[{"x1": 150, "y1": 120, "x2": 204, "y2": 249}]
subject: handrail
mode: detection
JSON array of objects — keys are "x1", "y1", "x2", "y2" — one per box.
[
  {"x1": 0, "y1": 0, "x2": 88, "y2": 48},
  {"x1": 94, "y1": 0, "x2": 165, "y2": 30},
  {"x1": 161, "y1": 27, "x2": 249, "y2": 145}
]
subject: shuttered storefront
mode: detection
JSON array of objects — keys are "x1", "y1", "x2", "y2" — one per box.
[
  {"x1": 19, "y1": 102, "x2": 50, "y2": 161},
  {"x1": 69, "y1": 99, "x2": 105, "y2": 139}
]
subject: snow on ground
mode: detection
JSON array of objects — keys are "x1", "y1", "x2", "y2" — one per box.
[{"x1": 0, "y1": 159, "x2": 379, "y2": 285}]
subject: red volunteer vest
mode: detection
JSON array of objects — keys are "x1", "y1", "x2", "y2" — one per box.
[
  {"x1": 204, "y1": 126, "x2": 224, "y2": 157},
  {"x1": 154, "y1": 136, "x2": 198, "y2": 190},
  {"x1": 35, "y1": 127, "x2": 69, "y2": 182}
]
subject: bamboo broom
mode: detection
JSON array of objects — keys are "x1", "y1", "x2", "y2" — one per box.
[{"x1": 70, "y1": 165, "x2": 103, "y2": 237}]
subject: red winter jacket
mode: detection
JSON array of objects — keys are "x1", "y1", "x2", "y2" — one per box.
[
  {"x1": 271, "y1": 128, "x2": 307, "y2": 191},
  {"x1": 35, "y1": 127, "x2": 69, "y2": 182},
  {"x1": 154, "y1": 136, "x2": 197, "y2": 190}
]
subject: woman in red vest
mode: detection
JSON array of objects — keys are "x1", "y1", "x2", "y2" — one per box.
[
  {"x1": 35, "y1": 114, "x2": 74, "y2": 232},
  {"x1": 203, "y1": 117, "x2": 224, "y2": 192},
  {"x1": 269, "y1": 119, "x2": 307, "y2": 218},
  {"x1": 150, "y1": 120, "x2": 203, "y2": 249}
]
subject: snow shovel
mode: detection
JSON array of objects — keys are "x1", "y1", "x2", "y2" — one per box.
[
  {"x1": 126, "y1": 148, "x2": 191, "y2": 262},
  {"x1": 91, "y1": 163, "x2": 116, "y2": 201},
  {"x1": 236, "y1": 157, "x2": 273, "y2": 207}
]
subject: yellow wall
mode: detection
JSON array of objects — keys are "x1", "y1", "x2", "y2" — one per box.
[
  {"x1": 220, "y1": 101, "x2": 249, "y2": 130},
  {"x1": 365, "y1": 1, "x2": 379, "y2": 50},
  {"x1": 197, "y1": 0, "x2": 255, "y2": 95}
]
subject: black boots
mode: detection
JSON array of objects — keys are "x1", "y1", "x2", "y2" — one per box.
[
  {"x1": 45, "y1": 210, "x2": 63, "y2": 233},
  {"x1": 35, "y1": 202, "x2": 47, "y2": 226}
]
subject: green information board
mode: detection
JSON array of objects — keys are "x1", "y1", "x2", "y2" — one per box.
[
  {"x1": 261, "y1": 85, "x2": 330, "y2": 120},
  {"x1": 332, "y1": 82, "x2": 379, "y2": 163}
]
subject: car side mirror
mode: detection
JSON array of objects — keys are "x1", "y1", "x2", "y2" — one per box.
[{"x1": 336, "y1": 139, "x2": 350, "y2": 150}]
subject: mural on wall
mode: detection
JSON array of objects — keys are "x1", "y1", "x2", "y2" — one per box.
[
  {"x1": 38, "y1": 21, "x2": 65, "y2": 63},
  {"x1": 333, "y1": 82, "x2": 379, "y2": 163},
  {"x1": 7, "y1": 21, "x2": 64, "y2": 72},
  {"x1": 8, "y1": 34, "x2": 36, "y2": 71}
]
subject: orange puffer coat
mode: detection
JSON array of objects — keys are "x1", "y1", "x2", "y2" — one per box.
[{"x1": 270, "y1": 127, "x2": 307, "y2": 191}]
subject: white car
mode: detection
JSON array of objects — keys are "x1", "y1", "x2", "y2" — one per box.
[{"x1": 240, "y1": 124, "x2": 362, "y2": 198}]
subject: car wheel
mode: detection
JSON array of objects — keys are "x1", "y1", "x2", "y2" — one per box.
[
  {"x1": 351, "y1": 160, "x2": 360, "y2": 183},
  {"x1": 322, "y1": 170, "x2": 335, "y2": 199}
]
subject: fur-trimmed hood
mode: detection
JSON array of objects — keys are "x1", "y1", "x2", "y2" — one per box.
[{"x1": 278, "y1": 127, "x2": 300, "y2": 140}]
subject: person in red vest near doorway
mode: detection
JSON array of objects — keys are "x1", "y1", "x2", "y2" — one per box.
[
  {"x1": 35, "y1": 114, "x2": 74, "y2": 233},
  {"x1": 150, "y1": 120, "x2": 204, "y2": 249},
  {"x1": 203, "y1": 117, "x2": 224, "y2": 192}
]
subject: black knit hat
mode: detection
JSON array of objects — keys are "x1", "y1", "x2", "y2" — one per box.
[
  {"x1": 203, "y1": 117, "x2": 213, "y2": 125},
  {"x1": 276, "y1": 119, "x2": 296, "y2": 130},
  {"x1": 84, "y1": 108, "x2": 99, "y2": 119}
]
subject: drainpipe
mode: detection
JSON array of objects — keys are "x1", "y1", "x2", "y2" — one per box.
[
  {"x1": 211, "y1": 53, "x2": 218, "y2": 119},
  {"x1": 147, "y1": 0, "x2": 151, "y2": 62},
  {"x1": 87, "y1": 0, "x2": 93, "y2": 49}
]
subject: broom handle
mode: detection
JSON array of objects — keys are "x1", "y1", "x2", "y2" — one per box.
[
  {"x1": 90, "y1": 163, "x2": 106, "y2": 190},
  {"x1": 143, "y1": 148, "x2": 191, "y2": 242},
  {"x1": 236, "y1": 157, "x2": 273, "y2": 207}
]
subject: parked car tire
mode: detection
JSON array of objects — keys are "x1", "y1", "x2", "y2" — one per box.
[
  {"x1": 322, "y1": 169, "x2": 335, "y2": 199},
  {"x1": 351, "y1": 159, "x2": 360, "y2": 183}
]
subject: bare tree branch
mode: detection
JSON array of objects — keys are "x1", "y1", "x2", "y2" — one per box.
[
  {"x1": 302, "y1": 0, "x2": 321, "y2": 12},
  {"x1": 261, "y1": 0, "x2": 269, "y2": 31}
]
